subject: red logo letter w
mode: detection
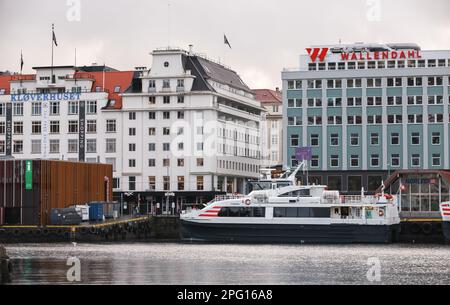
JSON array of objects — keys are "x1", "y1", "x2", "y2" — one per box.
[{"x1": 306, "y1": 48, "x2": 329, "y2": 62}]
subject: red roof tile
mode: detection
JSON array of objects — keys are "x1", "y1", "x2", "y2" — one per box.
[
  {"x1": 0, "y1": 75, "x2": 11, "y2": 94},
  {"x1": 253, "y1": 89, "x2": 282, "y2": 104},
  {"x1": 78, "y1": 70, "x2": 134, "y2": 109}
]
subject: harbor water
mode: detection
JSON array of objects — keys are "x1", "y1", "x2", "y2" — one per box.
[{"x1": 4, "y1": 243, "x2": 450, "y2": 285}]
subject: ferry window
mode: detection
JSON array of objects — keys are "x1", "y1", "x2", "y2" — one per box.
[
  {"x1": 286, "y1": 208, "x2": 298, "y2": 218},
  {"x1": 310, "y1": 208, "x2": 330, "y2": 218},
  {"x1": 298, "y1": 208, "x2": 310, "y2": 218},
  {"x1": 228, "y1": 208, "x2": 240, "y2": 217},
  {"x1": 218, "y1": 208, "x2": 229, "y2": 217},
  {"x1": 252, "y1": 207, "x2": 265, "y2": 218},
  {"x1": 338, "y1": 62, "x2": 346, "y2": 70},
  {"x1": 239, "y1": 208, "x2": 251, "y2": 218},
  {"x1": 218, "y1": 207, "x2": 265, "y2": 218},
  {"x1": 274, "y1": 208, "x2": 286, "y2": 218}
]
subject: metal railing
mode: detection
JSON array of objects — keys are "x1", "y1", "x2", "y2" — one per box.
[{"x1": 208, "y1": 194, "x2": 247, "y2": 204}]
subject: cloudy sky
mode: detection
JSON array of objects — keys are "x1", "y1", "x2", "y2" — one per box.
[{"x1": 0, "y1": 0, "x2": 449, "y2": 89}]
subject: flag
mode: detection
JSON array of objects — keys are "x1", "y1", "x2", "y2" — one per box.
[
  {"x1": 52, "y1": 27, "x2": 58, "y2": 47},
  {"x1": 224, "y1": 34, "x2": 232, "y2": 49},
  {"x1": 20, "y1": 51, "x2": 24, "y2": 73}
]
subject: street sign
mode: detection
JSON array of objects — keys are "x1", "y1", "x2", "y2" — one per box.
[
  {"x1": 25, "y1": 160, "x2": 33, "y2": 190},
  {"x1": 296, "y1": 147, "x2": 312, "y2": 161}
]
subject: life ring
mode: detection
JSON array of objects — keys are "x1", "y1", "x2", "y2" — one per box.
[
  {"x1": 379, "y1": 210, "x2": 385, "y2": 217},
  {"x1": 244, "y1": 199, "x2": 251, "y2": 206}
]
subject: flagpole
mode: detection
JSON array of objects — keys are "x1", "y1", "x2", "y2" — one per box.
[
  {"x1": 20, "y1": 50, "x2": 23, "y2": 87},
  {"x1": 74, "y1": 48, "x2": 77, "y2": 86},
  {"x1": 51, "y1": 23, "x2": 54, "y2": 84}
]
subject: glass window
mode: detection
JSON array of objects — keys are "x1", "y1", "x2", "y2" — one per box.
[
  {"x1": 348, "y1": 176, "x2": 362, "y2": 192},
  {"x1": 327, "y1": 176, "x2": 342, "y2": 191}
]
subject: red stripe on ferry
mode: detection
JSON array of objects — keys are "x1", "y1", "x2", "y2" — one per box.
[{"x1": 199, "y1": 214, "x2": 219, "y2": 217}]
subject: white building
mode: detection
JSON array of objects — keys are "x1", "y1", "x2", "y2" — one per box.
[
  {"x1": 0, "y1": 47, "x2": 266, "y2": 212},
  {"x1": 253, "y1": 88, "x2": 283, "y2": 168},
  {"x1": 119, "y1": 48, "x2": 265, "y2": 210}
]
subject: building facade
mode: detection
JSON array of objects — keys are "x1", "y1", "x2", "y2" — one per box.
[
  {"x1": 282, "y1": 43, "x2": 450, "y2": 214},
  {"x1": 119, "y1": 48, "x2": 264, "y2": 211},
  {"x1": 254, "y1": 88, "x2": 283, "y2": 168},
  {"x1": 0, "y1": 47, "x2": 265, "y2": 213}
]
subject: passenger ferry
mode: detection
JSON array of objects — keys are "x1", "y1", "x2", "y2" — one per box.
[
  {"x1": 440, "y1": 202, "x2": 450, "y2": 244},
  {"x1": 180, "y1": 163, "x2": 401, "y2": 244}
]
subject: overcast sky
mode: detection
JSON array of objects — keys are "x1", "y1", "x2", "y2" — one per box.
[{"x1": 0, "y1": 0, "x2": 449, "y2": 89}]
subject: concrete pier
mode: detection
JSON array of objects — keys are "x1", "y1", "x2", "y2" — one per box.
[{"x1": 0, "y1": 215, "x2": 180, "y2": 243}]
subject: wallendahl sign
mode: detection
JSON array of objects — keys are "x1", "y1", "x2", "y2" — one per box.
[{"x1": 307, "y1": 47, "x2": 423, "y2": 63}]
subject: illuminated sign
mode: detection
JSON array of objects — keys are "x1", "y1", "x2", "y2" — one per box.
[
  {"x1": 307, "y1": 48, "x2": 422, "y2": 63},
  {"x1": 10, "y1": 92, "x2": 82, "y2": 102}
]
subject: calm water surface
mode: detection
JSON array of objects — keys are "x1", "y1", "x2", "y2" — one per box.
[{"x1": 4, "y1": 243, "x2": 450, "y2": 285}]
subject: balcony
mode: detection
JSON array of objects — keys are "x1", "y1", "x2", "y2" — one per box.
[{"x1": 176, "y1": 86, "x2": 185, "y2": 92}]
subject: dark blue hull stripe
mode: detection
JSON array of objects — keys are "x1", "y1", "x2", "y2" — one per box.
[{"x1": 180, "y1": 220, "x2": 401, "y2": 244}]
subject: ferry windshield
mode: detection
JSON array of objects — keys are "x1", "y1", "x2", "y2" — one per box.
[{"x1": 247, "y1": 181, "x2": 292, "y2": 193}]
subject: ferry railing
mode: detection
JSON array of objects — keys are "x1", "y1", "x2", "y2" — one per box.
[
  {"x1": 208, "y1": 194, "x2": 247, "y2": 205},
  {"x1": 340, "y1": 196, "x2": 380, "y2": 205}
]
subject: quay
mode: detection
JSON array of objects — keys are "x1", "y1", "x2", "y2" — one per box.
[
  {"x1": 0, "y1": 245, "x2": 12, "y2": 283},
  {"x1": 0, "y1": 215, "x2": 180, "y2": 243}
]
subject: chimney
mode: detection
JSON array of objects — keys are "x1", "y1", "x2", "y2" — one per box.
[
  {"x1": 275, "y1": 87, "x2": 280, "y2": 92},
  {"x1": 188, "y1": 44, "x2": 193, "y2": 56}
]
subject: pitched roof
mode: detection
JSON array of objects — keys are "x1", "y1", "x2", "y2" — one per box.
[
  {"x1": 190, "y1": 55, "x2": 252, "y2": 93},
  {"x1": 0, "y1": 75, "x2": 10, "y2": 94},
  {"x1": 76, "y1": 70, "x2": 134, "y2": 109},
  {"x1": 253, "y1": 89, "x2": 282, "y2": 104}
]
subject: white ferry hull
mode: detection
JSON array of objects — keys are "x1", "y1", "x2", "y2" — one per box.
[{"x1": 180, "y1": 220, "x2": 401, "y2": 244}]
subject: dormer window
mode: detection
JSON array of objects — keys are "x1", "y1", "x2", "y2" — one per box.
[
  {"x1": 95, "y1": 86, "x2": 102, "y2": 92},
  {"x1": 114, "y1": 86, "x2": 121, "y2": 93},
  {"x1": 0, "y1": 89, "x2": 5, "y2": 95}
]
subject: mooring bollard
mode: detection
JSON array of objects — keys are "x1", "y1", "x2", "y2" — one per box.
[{"x1": 0, "y1": 244, "x2": 12, "y2": 283}]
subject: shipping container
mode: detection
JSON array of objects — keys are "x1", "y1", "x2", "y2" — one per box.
[
  {"x1": 0, "y1": 160, "x2": 113, "y2": 226},
  {"x1": 88, "y1": 202, "x2": 104, "y2": 221}
]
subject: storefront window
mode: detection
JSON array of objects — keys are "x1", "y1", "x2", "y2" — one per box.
[
  {"x1": 368, "y1": 176, "x2": 383, "y2": 192},
  {"x1": 327, "y1": 176, "x2": 342, "y2": 191},
  {"x1": 348, "y1": 176, "x2": 362, "y2": 192}
]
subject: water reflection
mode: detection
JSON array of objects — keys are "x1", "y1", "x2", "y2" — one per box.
[{"x1": 4, "y1": 243, "x2": 450, "y2": 285}]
